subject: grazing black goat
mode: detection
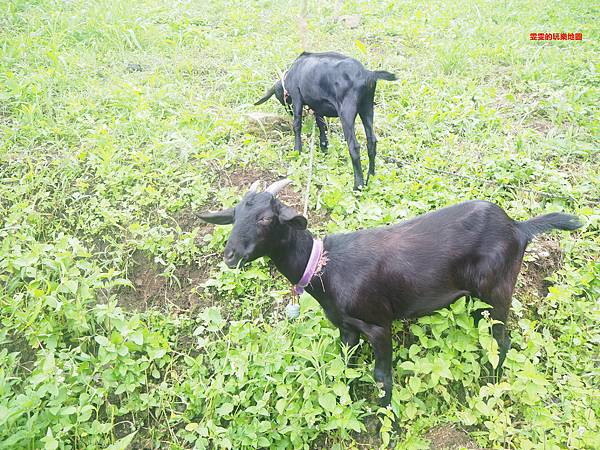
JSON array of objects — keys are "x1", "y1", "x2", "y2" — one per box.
[
  {"x1": 255, "y1": 52, "x2": 396, "y2": 191},
  {"x1": 199, "y1": 179, "x2": 582, "y2": 406}
]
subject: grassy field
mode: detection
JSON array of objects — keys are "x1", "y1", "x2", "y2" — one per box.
[{"x1": 1, "y1": 0, "x2": 598, "y2": 448}]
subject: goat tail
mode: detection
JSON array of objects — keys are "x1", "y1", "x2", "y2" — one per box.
[
  {"x1": 371, "y1": 70, "x2": 397, "y2": 81},
  {"x1": 517, "y1": 212, "x2": 582, "y2": 242}
]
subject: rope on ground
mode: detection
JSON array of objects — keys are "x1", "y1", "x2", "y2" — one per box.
[{"x1": 303, "y1": 123, "x2": 316, "y2": 218}]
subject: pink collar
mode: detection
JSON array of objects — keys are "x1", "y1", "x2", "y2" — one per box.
[{"x1": 293, "y1": 238, "x2": 325, "y2": 295}]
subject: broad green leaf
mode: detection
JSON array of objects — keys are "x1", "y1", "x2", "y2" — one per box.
[
  {"x1": 408, "y1": 376, "x2": 422, "y2": 393},
  {"x1": 94, "y1": 335, "x2": 109, "y2": 346},
  {"x1": 42, "y1": 428, "x2": 58, "y2": 450},
  {"x1": 185, "y1": 422, "x2": 198, "y2": 432},
  {"x1": 318, "y1": 392, "x2": 337, "y2": 413},
  {"x1": 107, "y1": 431, "x2": 138, "y2": 450},
  {"x1": 327, "y1": 358, "x2": 345, "y2": 377},
  {"x1": 216, "y1": 402, "x2": 234, "y2": 416},
  {"x1": 130, "y1": 331, "x2": 143, "y2": 345}
]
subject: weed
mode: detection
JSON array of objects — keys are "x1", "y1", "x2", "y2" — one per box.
[{"x1": 0, "y1": 0, "x2": 598, "y2": 448}]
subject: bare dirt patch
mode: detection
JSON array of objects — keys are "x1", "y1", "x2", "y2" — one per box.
[
  {"x1": 351, "y1": 414, "x2": 384, "y2": 448},
  {"x1": 214, "y1": 165, "x2": 281, "y2": 192},
  {"x1": 117, "y1": 252, "x2": 213, "y2": 314},
  {"x1": 245, "y1": 112, "x2": 292, "y2": 135},
  {"x1": 517, "y1": 235, "x2": 563, "y2": 301},
  {"x1": 530, "y1": 119, "x2": 554, "y2": 135},
  {"x1": 425, "y1": 424, "x2": 480, "y2": 449},
  {"x1": 279, "y1": 182, "x2": 331, "y2": 228},
  {"x1": 171, "y1": 207, "x2": 219, "y2": 238}
]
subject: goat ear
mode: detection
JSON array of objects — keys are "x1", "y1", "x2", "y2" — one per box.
[
  {"x1": 254, "y1": 84, "x2": 276, "y2": 105},
  {"x1": 198, "y1": 208, "x2": 235, "y2": 225},
  {"x1": 278, "y1": 205, "x2": 307, "y2": 230}
]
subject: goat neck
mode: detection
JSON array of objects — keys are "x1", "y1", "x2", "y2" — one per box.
[{"x1": 269, "y1": 227, "x2": 316, "y2": 287}]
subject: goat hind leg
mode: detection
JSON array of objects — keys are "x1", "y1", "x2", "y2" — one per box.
[
  {"x1": 476, "y1": 290, "x2": 512, "y2": 381},
  {"x1": 369, "y1": 325, "x2": 393, "y2": 406},
  {"x1": 340, "y1": 107, "x2": 364, "y2": 190},
  {"x1": 359, "y1": 103, "x2": 377, "y2": 183},
  {"x1": 492, "y1": 322, "x2": 511, "y2": 380}
]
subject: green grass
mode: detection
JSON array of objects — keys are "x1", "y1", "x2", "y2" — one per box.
[{"x1": 0, "y1": 0, "x2": 598, "y2": 448}]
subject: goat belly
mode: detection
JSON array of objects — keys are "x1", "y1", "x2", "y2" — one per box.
[
  {"x1": 311, "y1": 101, "x2": 338, "y2": 117},
  {"x1": 400, "y1": 290, "x2": 471, "y2": 318}
]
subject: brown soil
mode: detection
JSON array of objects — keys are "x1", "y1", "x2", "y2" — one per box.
[
  {"x1": 171, "y1": 207, "x2": 202, "y2": 234},
  {"x1": 517, "y1": 235, "x2": 563, "y2": 301},
  {"x1": 425, "y1": 424, "x2": 480, "y2": 449},
  {"x1": 530, "y1": 119, "x2": 554, "y2": 135},
  {"x1": 245, "y1": 112, "x2": 292, "y2": 135},
  {"x1": 221, "y1": 166, "x2": 279, "y2": 189},
  {"x1": 316, "y1": 420, "x2": 480, "y2": 449},
  {"x1": 116, "y1": 252, "x2": 213, "y2": 314},
  {"x1": 352, "y1": 414, "x2": 384, "y2": 448}
]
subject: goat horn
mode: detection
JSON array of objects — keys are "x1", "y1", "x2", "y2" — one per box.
[
  {"x1": 265, "y1": 178, "x2": 291, "y2": 196},
  {"x1": 248, "y1": 180, "x2": 261, "y2": 192}
]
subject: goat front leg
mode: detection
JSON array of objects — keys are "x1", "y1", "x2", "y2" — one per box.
[
  {"x1": 349, "y1": 318, "x2": 393, "y2": 405},
  {"x1": 292, "y1": 101, "x2": 303, "y2": 153},
  {"x1": 315, "y1": 114, "x2": 328, "y2": 152}
]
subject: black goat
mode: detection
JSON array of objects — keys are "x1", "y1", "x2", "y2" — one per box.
[
  {"x1": 255, "y1": 52, "x2": 396, "y2": 191},
  {"x1": 199, "y1": 179, "x2": 582, "y2": 406}
]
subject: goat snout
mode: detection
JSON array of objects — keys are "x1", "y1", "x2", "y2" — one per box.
[{"x1": 224, "y1": 248, "x2": 241, "y2": 268}]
